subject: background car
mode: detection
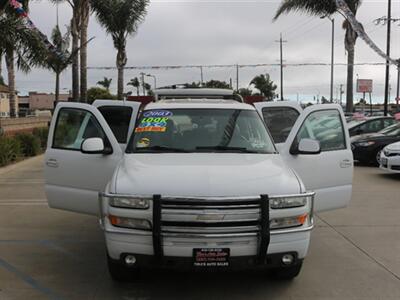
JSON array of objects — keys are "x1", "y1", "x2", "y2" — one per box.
[
  {"x1": 380, "y1": 141, "x2": 400, "y2": 173},
  {"x1": 348, "y1": 116, "x2": 397, "y2": 137},
  {"x1": 351, "y1": 123, "x2": 400, "y2": 165}
]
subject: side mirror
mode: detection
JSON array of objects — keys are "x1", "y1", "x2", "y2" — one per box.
[
  {"x1": 291, "y1": 138, "x2": 321, "y2": 155},
  {"x1": 81, "y1": 138, "x2": 106, "y2": 154}
]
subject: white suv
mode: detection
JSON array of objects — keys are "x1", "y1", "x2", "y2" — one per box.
[{"x1": 44, "y1": 98, "x2": 353, "y2": 281}]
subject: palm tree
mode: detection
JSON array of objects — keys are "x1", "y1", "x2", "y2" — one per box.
[
  {"x1": 97, "y1": 77, "x2": 113, "y2": 91},
  {"x1": 274, "y1": 0, "x2": 362, "y2": 112},
  {"x1": 0, "y1": 3, "x2": 48, "y2": 117},
  {"x1": 46, "y1": 25, "x2": 72, "y2": 103},
  {"x1": 250, "y1": 74, "x2": 277, "y2": 101},
  {"x1": 127, "y1": 77, "x2": 140, "y2": 95},
  {"x1": 90, "y1": 0, "x2": 149, "y2": 100}
]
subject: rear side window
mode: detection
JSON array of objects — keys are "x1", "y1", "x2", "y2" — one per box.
[
  {"x1": 53, "y1": 108, "x2": 106, "y2": 150},
  {"x1": 295, "y1": 109, "x2": 345, "y2": 152},
  {"x1": 262, "y1": 107, "x2": 300, "y2": 143},
  {"x1": 98, "y1": 106, "x2": 133, "y2": 143}
]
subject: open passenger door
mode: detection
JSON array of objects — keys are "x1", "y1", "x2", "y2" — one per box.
[
  {"x1": 256, "y1": 103, "x2": 353, "y2": 212},
  {"x1": 254, "y1": 101, "x2": 302, "y2": 149},
  {"x1": 44, "y1": 102, "x2": 139, "y2": 215},
  {"x1": 93, "y1": 100, "x2": 141, "y2": 150}
]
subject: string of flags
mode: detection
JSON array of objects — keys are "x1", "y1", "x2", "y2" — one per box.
[
  {"x1": 335, "y1": 0, "x2": 399, "y2": 66},
  {"x1": 8, "y1": 0, "x2": 69, "y2": 63}
]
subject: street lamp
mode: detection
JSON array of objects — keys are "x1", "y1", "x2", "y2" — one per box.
[
  {"x1": 146, "y1": 74, "x2": 157, "y2": 90},
  {"x1": 321, "y1": 16, "x2": 335, "y2": 103}
]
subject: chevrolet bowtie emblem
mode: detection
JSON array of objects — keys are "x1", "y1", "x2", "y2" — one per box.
[{"x1": 197, "y1": 214, "x2": 225, "y2": 221}]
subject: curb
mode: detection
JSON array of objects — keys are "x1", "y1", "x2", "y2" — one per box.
[{"x1": 0, "y1": 154, "x2": 44, "y2": 176}]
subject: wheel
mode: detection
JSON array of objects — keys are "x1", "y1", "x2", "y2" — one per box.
[
  {"x1": 107, "y1": 253, "x2": 135, "y2": 282},
  {"x1": 272, "y1": 261, "x2": 303, "y2": 280},
  {"x1": 374, "y1": 149, "x2": 383, "y2": 167}
]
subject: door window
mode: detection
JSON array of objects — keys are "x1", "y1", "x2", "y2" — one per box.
[
  {"x1": 53, "y1": 108, "x2": 106, "y2": 150},
  {"x1": 98, "y1": 106, "x2": 133, "y2": 144},
  {"x1": 383, "y1": 118, "x2": 396, "y2": 128},
  {"x1": 262, "y1": 107, "x2": 300, "y2": 143},
  {"x1": 294, "y1": 109, "x2": 346, "y2": 152},
  {"x1": 359, "y1": 119, "x2": 382, "y2": 133}
]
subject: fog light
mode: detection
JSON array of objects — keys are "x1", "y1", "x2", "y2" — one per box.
[
  {"x1": 125, "y1": 255, "x2": 136, "y2": 266},
  {"x1": 282, "y1": 254, "x2": 294, "y2": 265}
]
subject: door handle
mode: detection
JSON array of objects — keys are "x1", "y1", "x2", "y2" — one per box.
[
  {"x1": 340, "y1": 159, "x2": 352, "y2": 168},
  {"x1": 46, "y1": 159, "x2": 59, "y2": 168}
]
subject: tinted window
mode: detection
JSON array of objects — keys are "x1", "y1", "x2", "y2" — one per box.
[
  {"x1": 359, "y1": 119, "x2": 383, "y2": 133},
  {"x1": 53, "y1": 108, "x2": 106, "y2": 150},
  {"x1": 98, "y1": 106, "x2": 133, "y2": 143},
  {"x1": 262, "y1": 107, "x2": 300, "y2": 143},
  {"x1": 127, "y1": 109, "x2": 276, "y2": 153},
  {"x1": 295, "y1": 110, "x2": 345, "y2": 152},
  {"x1": 383, "y1": 118, "x2": 395, "y2": 128}
]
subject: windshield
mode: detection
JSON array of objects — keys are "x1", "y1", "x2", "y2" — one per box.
[
  {"x1": 380, "y1": 123, "x2": 400, "y2": 136},
  {"x1": 126, "y1": 109, "x2": 276, "y2": 154}
]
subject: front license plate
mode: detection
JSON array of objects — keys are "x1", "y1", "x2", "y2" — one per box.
[
  {"x1": 381, "y1": 158, "x2": 388, "y2": 166},
  {"x1": 193, "y1": 248, "x2": 230, "y2": 267}
]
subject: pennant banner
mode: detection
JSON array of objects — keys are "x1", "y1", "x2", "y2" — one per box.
[
  {"x1": 335, "y1": 0, "x2": 399, "y2": 66},
  {"x1": 8, "y1": 0, "x2": 69, "y2": 62}
]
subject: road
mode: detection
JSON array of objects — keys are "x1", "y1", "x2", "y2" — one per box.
[{"x1": 0, "y1": 156, "x2": 400, "y2": 300}]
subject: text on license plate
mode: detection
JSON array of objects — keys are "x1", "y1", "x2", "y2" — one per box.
[{"x1": 193, "y1": 248, "x2": 230, "y2": 267}]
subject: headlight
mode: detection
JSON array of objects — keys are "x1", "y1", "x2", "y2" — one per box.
[
  {"x1": 356, "y1": 141, "x2": 375, "y2": 147},
  {"x1": 270, "y1": 214, "x2": 308, "y2": 230},
  {"x1": 108, "y1": 215, "x2": 152, "y2": 230},
  {"x1": 270, "y1": 195, "x2": 311, "y2": 209},
  {"x1": 109, "y1": 197, "x2": 150, "y2": 209}
]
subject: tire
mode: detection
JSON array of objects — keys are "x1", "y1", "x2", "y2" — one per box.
[
  {"x1": 374, "y1": 149, "x2": 383, "y2": 167},
  {"x1": 107, "y1": 254, "x2": 135, "y2": 282},
  {"x1": 272, "y1": 261, "x2": 303, "y2": 280}
]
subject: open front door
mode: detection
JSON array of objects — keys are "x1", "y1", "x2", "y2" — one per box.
[
  {"x1": 45, "y1": 103, "x2": 123, "y2": 215},
  {"x1": 279, "y1": 104, "x2": 353, "y2": 212},
  {"x1": 93, "y1": 100, "x2": 141, "y2": 150},
  {"x1": 254, "y1": 102, "x2": 302, "y2": 150}
]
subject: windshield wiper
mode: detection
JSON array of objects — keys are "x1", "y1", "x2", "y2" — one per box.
[
  {"x1": 195, "y1": 146, "x2": 264, "y2": 153},
  {"x1": 134, "y1": 145, "x2": 190, "y2": 153}
]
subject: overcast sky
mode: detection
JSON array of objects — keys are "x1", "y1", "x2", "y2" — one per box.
[{"x1": 2, "y1": 0, "x2": 400, "y2": 103}]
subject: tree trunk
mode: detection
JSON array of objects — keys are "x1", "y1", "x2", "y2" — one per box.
[
  {"x1": 136, "y1": 87, "x2": 139, "y2": 96},
  {"x1": 116, "y1": 47, "x2": 127, "y2": 100},
  {"x1": 5, "y1": 49, "x2": 16, "y2": 118},
  {"x1": 0, "y1": 53, "x2": 3, "y2": 84},
  {"x1": 80, "y1": 0, "x2": 89, "y2": 103},
  {"x1": 55, "y1": 71, "x2": 60, "y2": 108},
  {"x1": 346, "y1": 45, "x2": 355, "y2": 113},
  {"x1": 117, "y1": 66, "x2": 124, "y2": 100},
  {"x1": 71, "y1": 8, "x2": 80, "y2": 102}
]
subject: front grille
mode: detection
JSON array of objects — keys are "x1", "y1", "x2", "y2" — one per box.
[
  {"x1": 391, "y1": 166, "x2": 400, "y2": 171},
  {"x1": 386, "y1": 152, "x2": 400, "y2": 157},
  {"x1": 161, "y1": 197, "x2": 262, "y2": 236}
]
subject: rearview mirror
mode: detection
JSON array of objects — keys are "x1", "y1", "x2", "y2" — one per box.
[
  {"x1": 81, "y1": 138, "x2": 105, "y2": 154},
  {"x1": 291, "y1": 138, "x2": 321, "y2": 155}
]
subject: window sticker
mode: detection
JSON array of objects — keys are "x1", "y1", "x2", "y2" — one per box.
[
  {"x1": 136, "y1": 137, "x2": 150, "y2": 148},
  {"x1": 135, "y1": 110, "x2": 173, "y2": 133}
]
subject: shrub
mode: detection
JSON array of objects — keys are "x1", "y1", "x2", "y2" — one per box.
[
  {"x1": 14, "y1": 133, "x2": 42, "y2": 157},
  {"x1": 33, "y1": 127, "x2": 49, "y2": 150},
  {"x1": 0, "y1": 136, "x2": 21, "y2": 167}
]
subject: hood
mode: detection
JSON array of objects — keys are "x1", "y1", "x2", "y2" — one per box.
[
  {"x1": 386, "y1": 141, "x2": 400, "y2": 152},
  {"x1": 113, "y1": 154, "x2": 301, "y2": 197}
]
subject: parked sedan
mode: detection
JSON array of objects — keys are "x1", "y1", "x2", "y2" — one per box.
[
  {"x1": 351, "y1": 123, "x2": 400, "y2": 165},
  {"x1": 348, "y1": 116, "x2": 397, "y2": 137},
  {"x1": 380, "y1": 141, "x2": 400, "y2": 173}
]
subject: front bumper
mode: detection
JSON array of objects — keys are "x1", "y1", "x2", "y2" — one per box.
[
  {"x1": 380, "y1": 153, "x2": 400, "y2": 173},
  {"x1": 99, "y1": 193, "x2": 314, "y2": 268}
]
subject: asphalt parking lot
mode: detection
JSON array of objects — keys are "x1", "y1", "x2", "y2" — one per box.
[{"x1": 1, "y1": 156, "x2": 400, "y2": 300}]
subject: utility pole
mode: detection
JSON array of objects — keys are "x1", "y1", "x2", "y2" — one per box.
[
  {"x1": 330, "y1": 18, "x2": 335, "y2": 103},
  {"x1": 140, "y1": 72, "x2": 146, "y2": 96},
  {"x1": 200, "y1": 66, "x2": 204, "y2": 86},
  {"x1": 340, "y1": 84, "x2": 344, "y2": 106},
  {"x1": 276, "y1": 33, "x2": 287, "y2": 101},
  {"x1": 236, "y1": 64, "x2": 239, "y2": 92},
  {"x1": 383, "y1": 0, "x2": 392, "y2": 116}
]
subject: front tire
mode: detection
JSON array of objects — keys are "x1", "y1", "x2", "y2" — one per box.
[{"x1": 272, "y1": 261, "x2": 303, "y2": 280}]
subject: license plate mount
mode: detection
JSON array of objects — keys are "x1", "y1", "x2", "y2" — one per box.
[{"x1": 193, "y1": 248, "x2": 230, "y2": 267}]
